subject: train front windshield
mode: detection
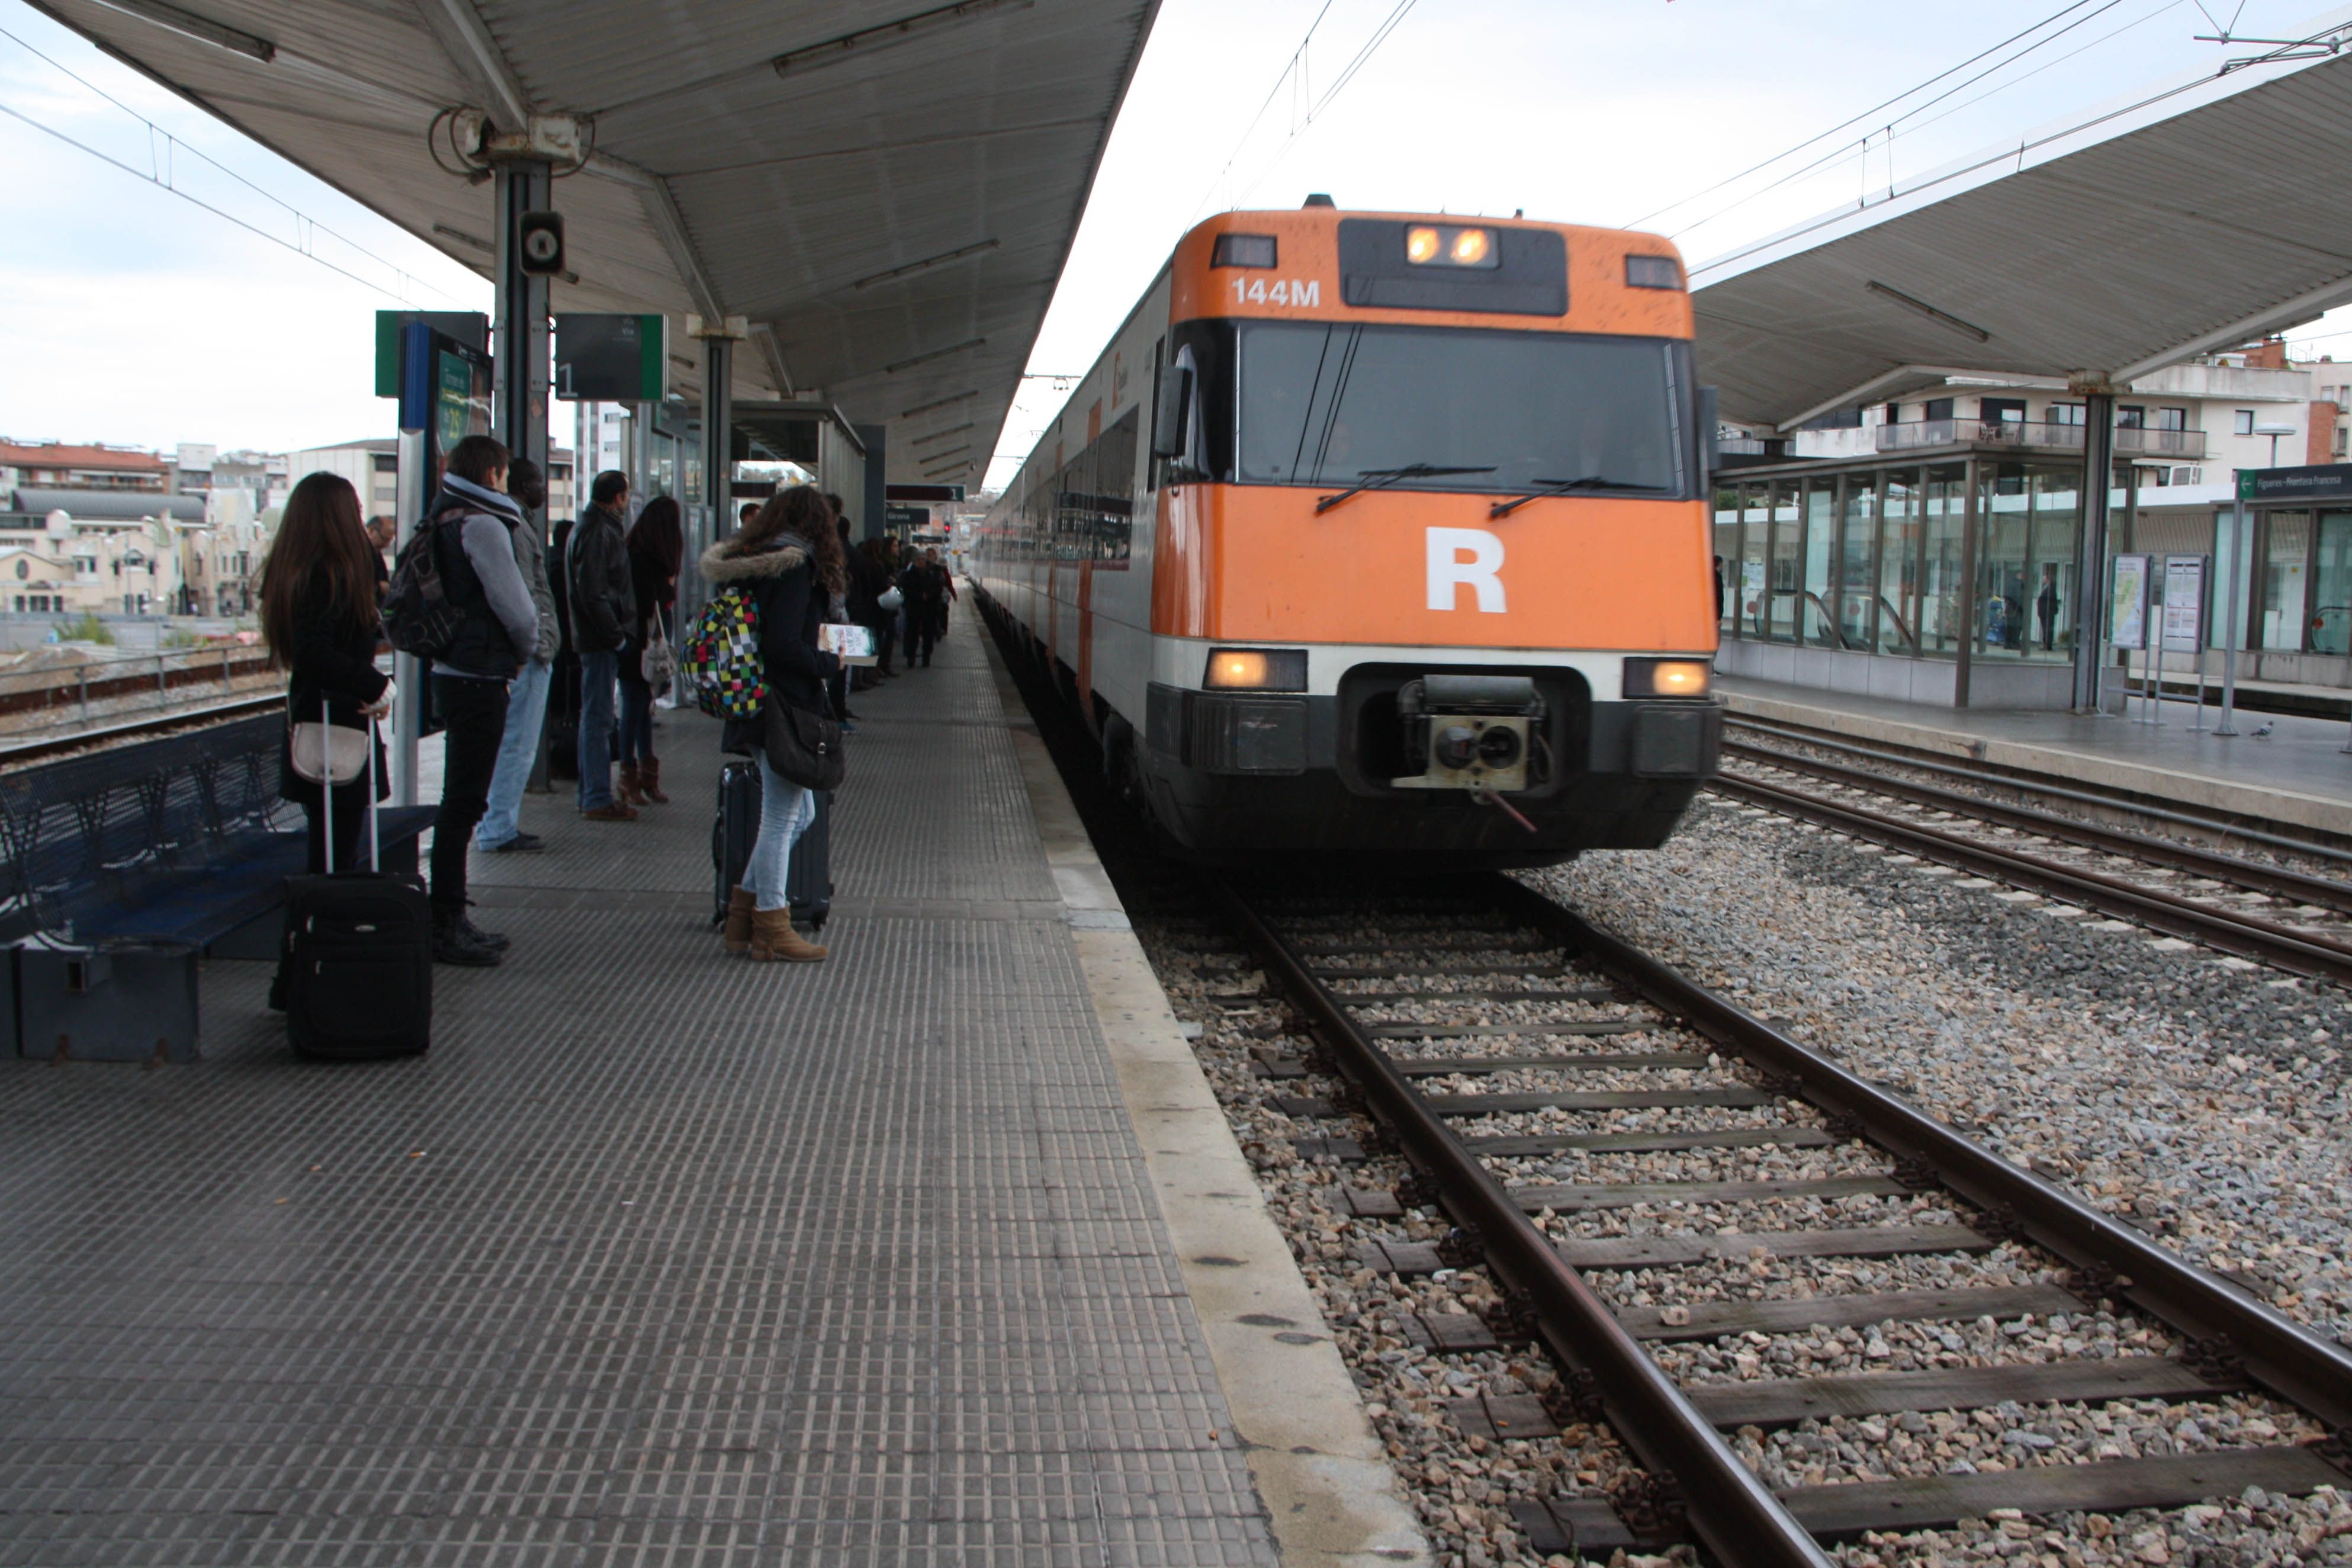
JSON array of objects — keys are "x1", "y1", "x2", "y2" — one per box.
[{"x1": 1230, "y1": 321, "x2": 1688, "y2": 497}]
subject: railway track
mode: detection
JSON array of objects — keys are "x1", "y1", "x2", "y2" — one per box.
[
  {"x1": 0, "y1": 692, "x2": 282, "y2": 767},
  {"x1": 1714, "y1": 729, "x2": 2352, "y2": 989},
  {"x1": 1215, "y1": 874, "x2": 2352, "y2": 1566}
]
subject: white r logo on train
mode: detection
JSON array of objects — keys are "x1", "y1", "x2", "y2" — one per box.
[{"x1": 1425, "y1": 528, "x2": 1507, "y2": 613}]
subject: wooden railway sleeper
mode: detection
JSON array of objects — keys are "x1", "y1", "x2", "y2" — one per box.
[
  {"x1": 1223, "y1": 881, "x2": 1837, "y2": 1568},
  {"x1": 1495, "y1": 875, "x2": 2352, "y2": 1433}
]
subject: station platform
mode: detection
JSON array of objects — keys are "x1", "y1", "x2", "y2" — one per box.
[
  {"x1": 0, "y1": 627, "x2": 1421, "y2": 1565},
  {"x1": 1718, "y1": 674, "x2": 2352, "y2": 837}
]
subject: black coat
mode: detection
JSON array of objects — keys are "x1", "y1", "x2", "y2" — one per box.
[
  {"x1": 568, "y1": 503, "x2": 633, "y2": 653},
  {"x1": 278, "y1": 596, "x2": 390, "y2": 808},
  {"x1": 621, "y1": 545, "x2": 674, "y2": 686},
  {"x1": 699, "y1": 536, "x2": 841, "y2": 756}
]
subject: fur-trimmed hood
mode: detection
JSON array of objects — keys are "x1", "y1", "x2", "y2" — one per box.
[{"x1": 699, "y1": 538, "x2": 808, "y2": 583}]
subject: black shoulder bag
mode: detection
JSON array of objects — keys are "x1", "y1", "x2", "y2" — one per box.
[{"x1": 761, "y1": 693, "x2": 846, "y2": 791}]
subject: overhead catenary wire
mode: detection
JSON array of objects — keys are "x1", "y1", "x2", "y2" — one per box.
[
  {"x1": 1185, "y1": 0, "x2": 1421, "y2": 221},
  {"x1": 1692, "y1": 8, "x2": 2352, "y2": 281},
  {"x1": 1660, "y1": 0, "x2": 2136, "y2": 242},
  {"x1": 0, "y1": 20, "x2": 462, "y2": 307},
  {"x1": 1234, "y1": 0, "x2": 1420, "y2": 206},
  {"x1": 1629, "y1": 0, "x2": 2109, "y2": 230}
]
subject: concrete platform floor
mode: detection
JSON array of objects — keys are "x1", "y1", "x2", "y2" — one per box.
[{"x1": 0, "y1": 628, "x2": 1287, "y2": 1566}]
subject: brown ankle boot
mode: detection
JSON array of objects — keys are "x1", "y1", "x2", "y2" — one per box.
[
  {"x1": 722, "y1": 887, "x2": 754, "y2": 953},
  {"x1": 616, "y1": 760, "x2": 648, "y2": 807},
  {"x1": 748, "y1": 907, "x2": 827, "y2": 963},
  {"x1": 640, "y1": 756, "x2": 670, "y2": 804}
]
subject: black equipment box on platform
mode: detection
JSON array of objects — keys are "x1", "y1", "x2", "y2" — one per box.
[{"x1": 13, "y1": 938, "x2": 200, "y2": 1063}]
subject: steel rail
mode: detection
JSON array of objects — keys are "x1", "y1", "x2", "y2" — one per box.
[
  {"x1": 1724, "y1": 714, "x2": 2352, "y2": 867},
  {"x1": 1720, "y1": 739, "x2": 2352, "y2": 915},
  {"x1": 0, "y1": 693, "x2": 282, "y2": 769},
  {"x1": 1492, "y1": 876, "x2": 2352, "y2": 1434},
  {"x1": 1712, "y1": 771, "x2": 2352, "y2": 988},
  {"x1": 1219, "y1": 882, "x2": 1837, "y2": 1568}
]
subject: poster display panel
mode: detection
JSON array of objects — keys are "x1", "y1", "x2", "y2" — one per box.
[
  {"x1": 2161, "y1": 554, "x2": 2209, "y2": 653},
  {"x1": 2109, "y1": 553, "x2": 2151, "y2": 651}
]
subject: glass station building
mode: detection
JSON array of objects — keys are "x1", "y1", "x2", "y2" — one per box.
[{"x1": 1705, "y1": 415, "x2": 2268, "y2": 708}]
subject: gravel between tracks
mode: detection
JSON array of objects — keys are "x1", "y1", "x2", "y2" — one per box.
[{"x1": 1137, "y1": 792, "x2": 2352, "y2": 1567}]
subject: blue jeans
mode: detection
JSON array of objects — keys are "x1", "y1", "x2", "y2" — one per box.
[
  {"x1": 577, "y1": 649, "x2": 618, "y2": 810},
  {"x1": 618, "y1": 678, "x2": 654, "y2": 764},
  {"x1": 475, "y1": 658, "x2": 551, "y2": 850},
  {"x1": 747, "y1": 753, "x2": 814, "y2": 912}
]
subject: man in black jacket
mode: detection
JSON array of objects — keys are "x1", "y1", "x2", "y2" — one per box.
[
  {"x1": 426, "y1": 434, "x2": 539, "y2": 966},
  {"x1": 568, "y1": 471, "x2": 637, "y2": 821}
]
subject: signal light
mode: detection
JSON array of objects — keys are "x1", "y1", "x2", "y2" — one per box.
[
  {"x1": 1624, "y1": 658, "x2": 1711, "y2": 699},
  {"x1": 1204, "y1": 647, "x2": 1308, "y2": 691},
  {"x1": 1625, "y1": 253, "x2": 1682, "y2": 290},
  {"x1": 1404, "y1": 224, "x2": 1499, "y2": 270}
]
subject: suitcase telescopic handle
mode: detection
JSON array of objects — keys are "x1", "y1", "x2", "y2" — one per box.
[{"x1": 317, "y1": 695, "x2": 382, "y2": 875}]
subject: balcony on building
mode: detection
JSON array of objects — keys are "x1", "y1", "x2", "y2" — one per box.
[{"x1": 1876, "y1": 417, "x2": 2207, "y2": 460}]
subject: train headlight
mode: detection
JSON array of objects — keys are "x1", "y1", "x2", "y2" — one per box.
[
  {"x1": 1204, "y1": 647, "x2": 1308, "y2": 691},
  {"x1": 1623, "y1": 658, "x2": 1711, "y2": 698},
  {"x1": 1404, "y1": 224, "x2": 1499, "y2": 269}
]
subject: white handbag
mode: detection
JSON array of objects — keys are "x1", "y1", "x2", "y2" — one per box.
[{"x1": 289, "y1": 696, "x2": 377, "y2": 786}]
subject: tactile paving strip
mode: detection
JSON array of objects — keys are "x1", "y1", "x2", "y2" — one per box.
[{"x1": 0, "y1": 632, "x2": 1277, "y2": 1565}]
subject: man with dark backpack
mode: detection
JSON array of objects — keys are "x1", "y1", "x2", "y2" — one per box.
[{"x1": 419, "y1": 434, "x2": 538, "y2": 966}]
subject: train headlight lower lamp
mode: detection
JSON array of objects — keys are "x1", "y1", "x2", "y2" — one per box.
[
  {"x1": 1203, "y1": 647, "x2": 1307, "y2": 691},
  {"x1": 1624, "y1": 658, "x2": 1711, "y2": 699}
]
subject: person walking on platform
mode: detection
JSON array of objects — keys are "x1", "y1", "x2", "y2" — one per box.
[
  {"x1": 618, "y1": 496, "x2": 683, "y2": 806},
  {"x1": 827, "y1": 511, "x2": 859, "y2": 725},
  {"x1": 902, "y1": 548, "x2": 946, "y2": 668},
  {"x1": 706, "y1": 486, "x2": 845, "y2": 963},
  {"x1": 473, "y1": 458, "x2": 558, "y2": 856},
  {"x1": 423, "y1": 435, "x2": 536, "y2": 966},
  {"x1": 569, "y1": 470, "x2": 637, "y2": 822}
]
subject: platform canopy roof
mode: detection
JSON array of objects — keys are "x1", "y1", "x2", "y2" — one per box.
[
  {"x1": 1689, "y1": 13, "x2": 2352, "y2": 430},
  {"x1": 31, "y1": 0, "x2": 1160, "y2": 484}
]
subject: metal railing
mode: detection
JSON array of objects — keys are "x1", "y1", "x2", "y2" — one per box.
[
  {"x1": 0, "y1": 645, "x2": 276, "y2": 740},
  {"x1": 1876, "y1": 418, "x2": 2206, "y2": 458}
]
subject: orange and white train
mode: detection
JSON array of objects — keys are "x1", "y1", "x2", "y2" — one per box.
[{"x1": 975, "y1": 203, "x2": 1722, "y2": 867}]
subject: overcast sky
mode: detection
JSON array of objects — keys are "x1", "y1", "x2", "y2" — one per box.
[{"x1": 2, "y1": 0, "x2": 2346, "y2": 483}]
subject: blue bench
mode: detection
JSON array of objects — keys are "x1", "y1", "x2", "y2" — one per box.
[{"x1": 0, "y1": 714, "x2": 434, "y2": 1061}]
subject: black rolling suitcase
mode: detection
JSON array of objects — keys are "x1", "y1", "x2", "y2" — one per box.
[
  {"x1": 711, "y1": 762, "x2": 833, "y2": 929},
  {"x1": 283, "y1": 711, "x2": 432, "y2": 1062}
]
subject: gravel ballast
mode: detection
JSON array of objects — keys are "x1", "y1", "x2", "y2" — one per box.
[{"x1": 1131, "y1": 791, "x2": 2352, "y2": 1567}]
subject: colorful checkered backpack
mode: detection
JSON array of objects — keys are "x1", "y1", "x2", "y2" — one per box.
[{"x1": 679, "y1": 584, "x2": 767, "y2": 719}]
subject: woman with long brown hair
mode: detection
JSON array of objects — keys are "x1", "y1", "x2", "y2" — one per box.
[
  {"x1": 259, "y1": 471, "x2": 391, "y2": 877},
  {"x1": 701, "y1": 484, "x2": 844, "y2": 962}
]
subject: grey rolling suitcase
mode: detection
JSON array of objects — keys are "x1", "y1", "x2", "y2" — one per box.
[{"x1": 712, "y1": 762, "x2": 832, "y2": 930}]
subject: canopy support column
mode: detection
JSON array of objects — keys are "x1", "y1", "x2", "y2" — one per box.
[
  {"x1": 2073, "y1": 388, "x2": 2116, "y2": 714},
  {"x1": 689, "y1": 314, "x2": 746, "y2": 625}
]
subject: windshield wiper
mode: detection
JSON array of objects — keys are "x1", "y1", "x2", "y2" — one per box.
[
  {"x1": 1315, "y1": 464, "x2": 1498, "y2": 515},
  {"x1": 1488, "y1": 474, "x2": 1668, "y2": 519}
]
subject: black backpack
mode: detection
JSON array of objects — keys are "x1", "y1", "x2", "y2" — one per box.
[{"x1": 382, "y1": 504, "x2": 462, "y2": 659}]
